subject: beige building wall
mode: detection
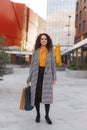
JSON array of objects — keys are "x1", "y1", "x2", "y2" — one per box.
[
  {"x1": 26, "y1": 9, "x2": 38, "y2": 51},
  {"x1": 37, "y1": 16, "x2": 47, "y2": 35},
  {"x1": 26, "y1": 9, "x2": 47, "y2": 51}
]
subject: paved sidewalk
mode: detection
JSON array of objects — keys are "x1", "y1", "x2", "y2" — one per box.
[{"x1": 0, "y1": 66, "x2": 87, "y2": 130}]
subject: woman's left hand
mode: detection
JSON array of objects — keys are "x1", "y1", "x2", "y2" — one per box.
[{"x1": 53, "y1": 80, "x2": 56, "y2": 85}]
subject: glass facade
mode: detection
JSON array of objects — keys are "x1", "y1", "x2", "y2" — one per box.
[
  {"x1": 75, "y1": 0, "x2": 87, "y2": 44},
  {"x1": 47, "y1": 0, "x2": 76, "y2": 52}
]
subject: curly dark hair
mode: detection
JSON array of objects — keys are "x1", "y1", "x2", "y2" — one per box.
[{"x1": 34, "y1": 33, "x2": 53, "y2": 51}]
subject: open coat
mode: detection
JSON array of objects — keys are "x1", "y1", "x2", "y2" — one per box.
[{"x1": 27, "y1": 49, "x2": 56, "y2": 106}]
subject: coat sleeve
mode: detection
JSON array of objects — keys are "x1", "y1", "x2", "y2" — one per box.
[
  {"x1": 27, "y1": 52, "x2": 34, "y2": 82},
  {"x1": 51, "y1": 51, "x2": 57, "y2": 81}
]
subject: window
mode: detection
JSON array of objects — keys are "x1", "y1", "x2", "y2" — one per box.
[
  {"x1": 79, "y1": 10, "x2": 82, "y2": 20},
  {"x1": 75, "y1": 37, "x2": 80, "y2": 43},
  {"x1": 76, "y1": 2, "x2": 79, "y2": 11},
  {"x1": 79, "y1": 23, "x2": 81, "y2": 32},
  {"x1": 84, "y1": 0, "x2": 86, "y2": 3},
  {"x1": 83, "y1": 7, "x2": 86, "y2": 17},
  {"x1": 82, "y1": 20, "x2": 86, "y2": 31},
  {"x1": 84, "y1": 33, "x2": 87, "y2": 38},
  {"x1": 75, "y1": 26, "x2": 78, "y2": 35},
  {"x1": 76, "y1": 14, "x2": 78, "y2": 23}
]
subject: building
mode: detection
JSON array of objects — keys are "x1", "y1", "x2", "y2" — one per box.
[
  {"x1": 0, "y1": 0, "x2": 25, "y2": 50},
  {"x1": 47, "y1": 0, "x2": 76, "y2": 52},
  {"x1": 62, "y1": 0, "x2": 87, "y2": 66},
  {"x1": 75, "y1": 0, "x2": 87, "y2": 43},
  {"x1": 0, "y1": 0, "x2": 46, "y2": 64},
  {"x1": 25, "y1": 9, "x2": 47, "y2": 52}
]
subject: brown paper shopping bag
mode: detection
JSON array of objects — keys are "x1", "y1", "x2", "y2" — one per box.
[{"x1": 20, "y1": 87, "x2": 26, "y2": 110}]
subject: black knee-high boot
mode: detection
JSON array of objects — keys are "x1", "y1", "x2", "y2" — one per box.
[
  {"x1": 35, "y1": 101, "x2": 40, "y2": 122},
  {"x1": 45, "y1": 104, "x2": 52, "y2": 124}
]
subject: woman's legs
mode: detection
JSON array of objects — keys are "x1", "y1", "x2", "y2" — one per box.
[
  {"x1": 45, "y1": 104, "x2": 52, "y2": 124},
  {"x1": 35, "y1": 67, "x2": 45, "y2": 123},
  {"x1": 35, "y1": 103, "x2": 52, "y2": 124},
  {"x1": 35, "y1": 99, "x2": 40, "y2": 122}
]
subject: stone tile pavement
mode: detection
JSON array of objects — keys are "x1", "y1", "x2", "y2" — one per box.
[{"x1": 0, "y1": 66, "x2": 87, "y2": 130}]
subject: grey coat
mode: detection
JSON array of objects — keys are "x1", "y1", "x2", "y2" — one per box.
[{"x1": 27, "y1": 49, "x2": 56, "y2": 106}]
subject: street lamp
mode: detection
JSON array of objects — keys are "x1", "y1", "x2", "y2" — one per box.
[
  {"x1": 66, "y1": 15, "x2": 71, "y2": 51},
  {"x1": 66, "y1": 15, "x2": 71, "y2": 66}
]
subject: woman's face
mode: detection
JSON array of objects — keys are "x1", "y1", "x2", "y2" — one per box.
[{"x1": 40, "y1": 35, "x2": 47, "y2": 46}]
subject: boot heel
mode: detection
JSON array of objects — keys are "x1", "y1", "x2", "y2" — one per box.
[
  {"x1": 45, "y1": 116, "x2": 52, "y2": 125},
  {"x1": 35, "y1": 115, "x2": 40, "y2": 123}
]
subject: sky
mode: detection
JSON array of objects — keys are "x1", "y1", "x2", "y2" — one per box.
[{"x1": 11, "y1": 0, "x2": 47, "y2": 19}]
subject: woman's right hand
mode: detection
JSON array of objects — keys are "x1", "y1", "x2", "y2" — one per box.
[{"x1": 26, "y1": 80, "x2": 29, "y2": 87}]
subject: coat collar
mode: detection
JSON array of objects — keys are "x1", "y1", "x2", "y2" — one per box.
[
  {"x1": 34, "y1": 48, "x2": 39, "y2": 54},
  {"x1": 34, "y1": 48, "x2": 51, "y2": 54}
]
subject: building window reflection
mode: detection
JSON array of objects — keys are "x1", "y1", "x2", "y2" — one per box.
[
  {"x1": 76, "y1": 14, "x2": 78, "y2": 23},
  {"x1": 84, "y1": 0, "x2": 86, "y2": 3},
  {"x1": 79, "y1": 23, "x2": 81, "y2": 32},
  {"x1": 82, "y1": 20, "x2": 86, "y2": 31},
  {"x1": 83, "y1": 7, "x2": 86, "y2": 17},
  {"x1": 79, "y1": 10, "x2": 82, "y2": 20},
  {"x1": 76, "y1": 2, "x2": 79, "y2": 11}
]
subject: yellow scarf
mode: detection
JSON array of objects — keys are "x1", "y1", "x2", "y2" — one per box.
[{"x1": 39, "y1": 48, "x2": 48, "y2": 67}]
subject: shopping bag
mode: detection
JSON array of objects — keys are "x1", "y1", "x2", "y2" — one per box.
[
  {"x1": 25, "y1": 86, "x2": 34, "y2": 111},
  {"x1": 20, "y1": 86, "x2": 33, "y2": 111},
  {"x1": 20, "y1": 87, "x2": 25, "y2": 110}
]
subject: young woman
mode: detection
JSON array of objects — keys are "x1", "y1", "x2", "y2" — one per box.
[{"x1": 27, "y1": 33, "x2": 56, "y2": 125}]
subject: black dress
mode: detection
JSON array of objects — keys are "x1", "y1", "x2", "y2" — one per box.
[{"x1": 35, "y1": 66, "x2": 45, "y2": 104}]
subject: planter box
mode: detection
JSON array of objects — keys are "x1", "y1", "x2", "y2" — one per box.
[
  {"x1": 5, "y1": 66, "x2": 13, "y2": 74},
  {"x1": 56, "y1": 66, "x2": 65, "y2": 71},
  {"x1": 66, "y1": 68, "x2": 87, "y2": 78}
]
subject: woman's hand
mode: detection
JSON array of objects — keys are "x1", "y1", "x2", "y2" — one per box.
[
  {"x1": 26, "y1": 80, "x2": 29, "y2": 87},
  {"x1": 53, "y1": 80, "x2": 56, "y2": 85}
]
